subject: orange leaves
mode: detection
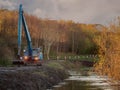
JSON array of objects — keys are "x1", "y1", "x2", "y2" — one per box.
[{"x1": 94, "y1": 20, "x2": 120, "y2": 80}]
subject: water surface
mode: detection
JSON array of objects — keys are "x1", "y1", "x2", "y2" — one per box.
[{"x1": 52, "y1": 71, "x2": 120, "y2": 90}]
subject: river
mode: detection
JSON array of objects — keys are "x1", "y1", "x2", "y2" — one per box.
[{"x1": 51, "y1": 70, "x2": 120, "y2": 90}]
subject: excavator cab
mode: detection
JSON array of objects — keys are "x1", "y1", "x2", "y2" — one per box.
[
  {"x1": 22, "y1": 48, "x2": 43, "y2": 65},
  {"x1": 23, "y1": 48, "x2": 42, "y2": 61},
  {"x1": 13, "y1": 48, "x2": 43, "y2": 65}
]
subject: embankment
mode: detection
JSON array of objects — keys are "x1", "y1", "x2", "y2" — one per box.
[{"x1": 0, "y1": 60, "x2": 72, "y2": 90}]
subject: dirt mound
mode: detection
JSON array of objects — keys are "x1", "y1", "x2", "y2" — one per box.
[{"x1": 0, "y1": 62, "x2": 68, "y2": 90}]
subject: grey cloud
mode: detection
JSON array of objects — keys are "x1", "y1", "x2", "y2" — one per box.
[
  {"x1": 0, "y1": 0, "x2": 16, "y2": 10},
  {"x1": 0, "y1": 0, "x2": 120, "y2": 25}
]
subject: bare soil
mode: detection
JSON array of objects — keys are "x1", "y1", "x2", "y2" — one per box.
[{"x1": 0, "y1": 61, "x2": 68, "y2": 90}]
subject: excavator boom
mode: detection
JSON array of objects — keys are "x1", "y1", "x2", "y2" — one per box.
[{"x1": 18, "y1": 4, "x2": 32, "y2": 57}]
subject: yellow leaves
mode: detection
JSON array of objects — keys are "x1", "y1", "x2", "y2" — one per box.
[{"x1": 94, "y1": 20, "x2": 120, "y2": 80}]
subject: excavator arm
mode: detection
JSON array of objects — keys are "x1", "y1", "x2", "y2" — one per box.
[{"x1": 17, "y1": 4, "x2": 32, "y2": 57}]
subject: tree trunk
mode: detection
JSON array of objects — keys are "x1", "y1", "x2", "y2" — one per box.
[{"x1": 72, "y1": 32, "x2": 75, "y2": 53}]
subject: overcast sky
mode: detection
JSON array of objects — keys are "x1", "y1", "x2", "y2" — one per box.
[{"x1": 0, "y1": 0, "x2": 120, "y2": 25}]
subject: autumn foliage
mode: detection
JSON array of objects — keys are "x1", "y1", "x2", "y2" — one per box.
[
  {"x1": 94, "y1": 18, "x2": 120, "y2": 80},
  {"x1": 0, "y1": 9, "x2": 98, "y2": 60},
  {"x1": 1, "y1": 9, "x2": 120, "y2": 80}
]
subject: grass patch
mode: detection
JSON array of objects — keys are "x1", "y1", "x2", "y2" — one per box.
[
  {"x1": 0, "y1": 58, "x2": 12, "y2": 66},
  {"x1": 46, "y1": 61, "x2": 64, "y2": 70}
]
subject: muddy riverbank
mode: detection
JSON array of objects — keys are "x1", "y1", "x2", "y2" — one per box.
[{"x1": 0, "y1": 60, "x2": 71, "y2": 90}]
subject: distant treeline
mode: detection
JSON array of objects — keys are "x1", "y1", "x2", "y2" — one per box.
[{"x1": 0, "y1": 9, "x2": 103, "y2": 60}]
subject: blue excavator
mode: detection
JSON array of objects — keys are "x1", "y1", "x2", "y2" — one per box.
[{"x1": 13, "y1": 4, "x2": 43, "y2": 65}]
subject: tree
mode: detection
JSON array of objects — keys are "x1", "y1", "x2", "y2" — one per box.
[
  {"x1": 41, "y1": 19, "x2": 60, "y2": 60},
  {"x1": 94, "y1": 18, "x2": 120, "y2": 80}
]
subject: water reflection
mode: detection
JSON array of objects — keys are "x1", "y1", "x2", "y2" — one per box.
[
  {"x1": 54, "y1": 80, "x2": 103, "y2": 90},
  {"x1": 53, "y1": 71, "x2": 120, "y2": 90}
]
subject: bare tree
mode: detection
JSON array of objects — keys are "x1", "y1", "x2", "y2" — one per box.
[{"x1": 41, "y1": 20, "x2": 59, "y2": 60}]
